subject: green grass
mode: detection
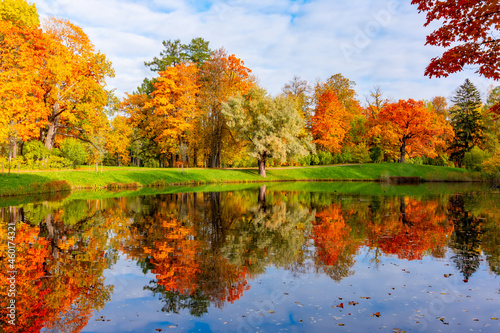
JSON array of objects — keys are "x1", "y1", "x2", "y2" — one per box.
[{"x1": 0, "y1": 163, "x2": 480, "y2": 197}]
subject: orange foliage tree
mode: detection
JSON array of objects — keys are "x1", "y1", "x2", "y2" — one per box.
[
  {"x1": 40, "y1": 18, "x2": 114, "y2": 150},
  {"x1": 372, "y1": 99, "x2": 453, "y2": 163},
  {"x1": 311, "y1": 89, "x2": 352, "y2": 154},
  {"x1": 146, "y1": 64, "x2": 200, "y2": 159},
  {"x1": 105, "y1": 115, "x2": 133, "y2": 166},
  {"x1": 0, "y1": 19, "x2": 47, "y2": 150}
]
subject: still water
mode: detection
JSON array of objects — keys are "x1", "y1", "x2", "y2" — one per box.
[{"x1": 1, "y1": 182, "x2": 499, "y2": 332}]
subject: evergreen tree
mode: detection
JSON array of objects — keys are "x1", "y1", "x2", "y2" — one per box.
[{"x1": 449, "y1": 79, "x2": 484, "y2": 165}]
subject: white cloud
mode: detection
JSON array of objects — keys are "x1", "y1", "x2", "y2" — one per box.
[{"x1": 32, "y1": 0, "x2": 499, "y2": 102}]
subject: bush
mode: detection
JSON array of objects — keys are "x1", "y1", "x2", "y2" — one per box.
[
  {"x1": 143, "y1": 158, "x2": 160, "y2": 168},
  {"x1": 463, "y1": 146, "x2": 490, "y2": 171},
  {"x1": 317, "y1": 150, "x2": 332, "y2": 165},
  {"x1": 60, "y1": 138, "x2": 89, "y2": 168},
  {"x1": 24, "y1": 140, "x2": 50, "y2": 162},
  {"x1": 482, "y1": 151, "x2": 500, "y2": 178}
]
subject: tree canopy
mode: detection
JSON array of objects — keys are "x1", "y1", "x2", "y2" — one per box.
[{"x1": 223, "y1": 87, "x2": 313, "y2": 177}]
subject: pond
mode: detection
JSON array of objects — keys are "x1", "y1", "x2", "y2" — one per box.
[{"x1": 1, "y1": 182, "x2": 499, "y2": 332}]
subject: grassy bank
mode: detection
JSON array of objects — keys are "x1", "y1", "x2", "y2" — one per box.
[{"x1": 0, "y1": 163, "x2": 480, "y2": 197}]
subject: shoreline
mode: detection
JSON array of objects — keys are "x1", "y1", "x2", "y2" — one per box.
[{"x1": 0, "y1": 163, "x2": 485, "y2": 198}]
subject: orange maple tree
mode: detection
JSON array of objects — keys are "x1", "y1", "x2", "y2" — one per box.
[
  {"x1": 412, "y1": 0, "x2": 500, "y2": 80},
  {"x1": 0, "y1": 19, "x2": 47, "y2": 144},
  {"x1": 146, "y1": 63, "x2": 200, "y2": 156},
  {"x1": 311, "y1": 89, "x2": 352, "y2": 154},
  {"x1": 372, "y1": 99, "x2": 453, "y2": 163},
  {"x1": 40, "y1": 17, "x2": 114, "y2": 150}
]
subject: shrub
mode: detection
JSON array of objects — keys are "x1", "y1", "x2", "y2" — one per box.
[
  {"x1": 463, "y1": 146, "x2": 490, "y2": 171},
  {"x1": 60, "y1": 138, "x2": 89, "y2": 168},
  {"x1": 482, "y1": 151, "x2": 500, "y2": 178},
  {"x1": 24, "y1": 140, "x2": 49, "y2": 162},
  {"x1": 143, "y1": 158, "x2": 160, "y2": 168}
]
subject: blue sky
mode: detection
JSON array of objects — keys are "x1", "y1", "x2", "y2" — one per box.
[{"x1": 32, "y1": 0, "x2": 498, "y2": 104}]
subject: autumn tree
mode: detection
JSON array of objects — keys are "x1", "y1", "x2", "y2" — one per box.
[
  {"x1": 0, "y1": 3, "x2": 46, "y2": 161},
  {"x1": 0, "y1": 0, "x2": 39, "y2": 27},
  {"x1": 311, "y1": 89, "x2": 351, "y2": 154},
  {"x1": 223, "y1": 87, "x2": 313, "y2": 177},
  {"x1": 314, "y1": 74, "x2": 367, "y2": 161},
  {"x1": 198, "y1": 48, "x2": 253, "y2": 168},
  {"x1": 319, "y1": 74, "x2": 361, "y2": 116},
  {"x1": 374, "y1": 99, "x2": 453, "y2": 163},
  {"x1": 449, "y1": 79, "x2": 485, "y2": 164},
  {"x1": 105, "y1": 115, "x2": 133, "y2": 166},
  {"x1": 411, "y1": 0, "x2": 500, "y2": 80},
  {"x1": 145, "y1": 64, "x2": 199, "y2": 164},
  {"x1": 431, "y1": 96, "x2": 449, "y2": 119},
  {"x1": 40, "y1": 18, "x2": 115, "y2": 151}
]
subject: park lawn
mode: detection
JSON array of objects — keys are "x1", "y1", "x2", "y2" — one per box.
[{"x1": 0, "y1": 163, "x2": 478, "y2": 197}]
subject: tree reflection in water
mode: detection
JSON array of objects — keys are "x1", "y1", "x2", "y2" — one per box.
[{"x1": 0, "y1": 186, "x2": 499, "y2": 331}]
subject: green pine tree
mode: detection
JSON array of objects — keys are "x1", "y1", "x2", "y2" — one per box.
[{"x1": 449, "y1": 79, "x2": 484, "y2": 165}]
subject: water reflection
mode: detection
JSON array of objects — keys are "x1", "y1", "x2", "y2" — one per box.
[{"x1": 0, "y1": 186, "x2": 499, "y2": 331}]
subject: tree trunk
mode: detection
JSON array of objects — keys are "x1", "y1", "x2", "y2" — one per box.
[
  {"x1": 258, "y1": 155, "x2": 267, "y2": 177},
  {"x1": 400, "y1": 141, "x2": 406, "y2": 163},
  {"x1": 12, "y1": 139, "x2": 17, "y2": 160},
  {"x1": 45, "y1": 102, "x2": 60, "y2": 150}
]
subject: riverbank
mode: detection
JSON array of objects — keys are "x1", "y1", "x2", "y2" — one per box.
[{"x1": 0, "y1": 163, "x2": 480, "y2": 197}]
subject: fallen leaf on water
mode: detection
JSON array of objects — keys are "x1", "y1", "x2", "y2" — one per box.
[
  {"x1": 338, "y1": 323, "x2": 345, "y2": 326},
  {"x1": 371, "y1": 312, "x2": 381, "y2": 317},
  {"x1": 360, "y1": 296, "x2": 371, "y2": 299},
  {"x1": 348, "y1": 301, "x2": 359, "y2": 306},
  {"x1": 268, "y1": 311, "x2": 275, "y2": 314},
  {"x1": 474, "y1": 318, "x2": 479, "y2": 321},
  {"x1": 491, "y1": 317, "x2": 498, "y2": 320},
  {"x1": 337, "y1": 303, "x2": 344, "y2": 308}
]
